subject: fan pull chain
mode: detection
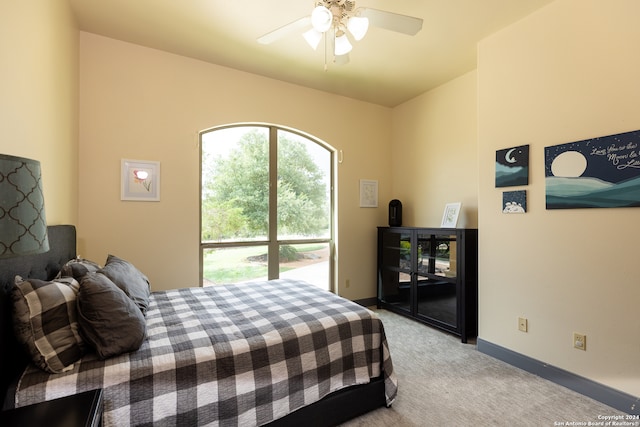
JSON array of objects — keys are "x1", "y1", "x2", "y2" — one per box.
[{"x1": 323, "y1": 32, "x2": 328, "y2": 71}]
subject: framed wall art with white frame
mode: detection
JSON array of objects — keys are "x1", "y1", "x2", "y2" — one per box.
[
  {"x1": 359, "y1": 179, "x2": 378, "y2": 208},
  {"x1": 121, "y1": 159, "x2": 160, "y2": 201}
]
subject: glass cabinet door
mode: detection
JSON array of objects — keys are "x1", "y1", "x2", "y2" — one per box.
[
  {"x1": 378, "y1": 230, "x2": 412, "y2": 314},
  {"x1": 378, "y1": 227, "x2": 477, "y2": 343},
  {"x1": 415, "y1": 232, "x2": 458, "y2": 327}
]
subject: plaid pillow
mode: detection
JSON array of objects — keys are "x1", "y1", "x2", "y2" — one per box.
[{"x1": 12, "y1": 276, "x2": 86, "y2": 373}]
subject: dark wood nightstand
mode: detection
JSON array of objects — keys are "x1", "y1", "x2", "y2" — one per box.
[{"x1": 0, "y1": 389, "x2": 103, "y2": 427}]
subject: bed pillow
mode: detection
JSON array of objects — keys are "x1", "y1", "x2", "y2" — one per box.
[
  {"x1": 56, "y1": 257, "x2": 101, "y2": 281},
  {"x1": 11, "y1": 276, "x2": 86, "y2": 373},
  {"x1": 76, "y1": 272, "x2": 146, "y2": 359},
  {"x1": 98, "y1": 254, "x2": 150, "y2": 315}
]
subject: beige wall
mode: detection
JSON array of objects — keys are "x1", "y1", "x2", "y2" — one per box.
[
  {"x1": 0, "y1": 1, "x2": 79, "y2": 225},
  {"x1": 391, "y1": 71, "x2": 478, "y2": 228},
  {"x1": 78, "y1": 33, "x2": 391, "y2": 299},
  {"x1": 477, "y1": 0, "x2": 640, "y2": 396}
]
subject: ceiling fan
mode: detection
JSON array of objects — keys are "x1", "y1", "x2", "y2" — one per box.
[{"x1": 257, "y1": 0, "x2": 423, "y2": 67}]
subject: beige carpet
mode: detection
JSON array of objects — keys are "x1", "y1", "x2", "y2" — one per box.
[{"x1": 341, "y1": 309, "x2": 621, "y2": 426}]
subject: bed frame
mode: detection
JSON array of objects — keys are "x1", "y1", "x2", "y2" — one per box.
[{"x1": 0, "y1": 225, "x2": 386, "y2": 425}]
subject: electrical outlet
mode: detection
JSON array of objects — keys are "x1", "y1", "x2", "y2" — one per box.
[
  {"x1": 345, "y1": 279, "x2": 350, "y2": 288},
  {"x1": 518, "y1": 317, "x2": 528, "y2": 332},
  {"x1": 574, "y1": 333, "x2": 586, "y2": 351}
]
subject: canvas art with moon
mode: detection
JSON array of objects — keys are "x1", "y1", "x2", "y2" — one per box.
[
  {"x1": 544, "y1": 129, "x2": 640, "y2": 209},
  {"x1": 503, "y1": 190, "x2": 527, "y2": 214},
  {"x1": 495, "y1": 144, "x2": 529, "y2": 187}
]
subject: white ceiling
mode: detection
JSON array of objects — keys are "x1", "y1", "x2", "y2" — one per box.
[{"x1": 68, "y1": 0, "x2": 553, "y2": 107}]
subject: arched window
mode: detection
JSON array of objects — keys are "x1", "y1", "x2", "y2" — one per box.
[{"x1": 200, "y1": 124, "x2": 335, "y2": 291}]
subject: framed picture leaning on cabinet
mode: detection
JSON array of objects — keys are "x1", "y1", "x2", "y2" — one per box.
[{"x1": 441, "y1": 202, "x2": 461, "y2": 228}]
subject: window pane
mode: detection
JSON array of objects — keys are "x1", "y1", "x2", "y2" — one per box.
[
  {"x1": 203, "y1": 246, "x2": 268, "y2": 286},
  {"x1": 277, "y1": 129, "x2": 330, "y2": 240},
  {"x1": 201, "y1": 126, "x2": 269, "y2": 242},
  {"x1": 200, "y1": 125, "x2": 333, "y2": 290},
  {"x1": 279, "y1": 243, "x2": 329, "y2": 290}
]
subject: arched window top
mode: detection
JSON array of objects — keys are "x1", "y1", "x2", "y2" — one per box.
[{"x1": 201, "y1": 123, "x2": 335, "y2": 152}]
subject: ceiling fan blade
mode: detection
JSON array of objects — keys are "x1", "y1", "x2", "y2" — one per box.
[
  {"x1": 257, "y1": 16, "x2": 311, "y2": 45},
  {"x1": 359, "y1": 8, "x2": 423, "y2": 36}
]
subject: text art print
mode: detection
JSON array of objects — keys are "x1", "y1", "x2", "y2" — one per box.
[{"x1": 545, "y1": 129, "x2": 640, "y2": 209}]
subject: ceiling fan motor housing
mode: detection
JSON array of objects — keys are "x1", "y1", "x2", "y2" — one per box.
[{"x1": 318, "y1": 0, "x2": 357, "y2": 25}]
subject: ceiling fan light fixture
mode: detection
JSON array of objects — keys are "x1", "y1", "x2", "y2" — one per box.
[
  {"x1": 303, "y1": 28, "x2": 323, "y2": 50},
  {"x1": 347, "y1": 16, "x2": 369, "y2": 41},
  {"x1": 334, "y1": 31, "x2": 352, "y2": 56},
  {"x1": 311, "y1": 5, "x2": 333, "y2": 33},
  {"x1": 334, "y1": 53, "x2": 350, "y2": 65},
  {"x1": 257, "y1": 1, "x2": 424, "y2": 71}
]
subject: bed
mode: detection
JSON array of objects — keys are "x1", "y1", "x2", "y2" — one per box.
[{"x1": 0, "y1": 225, "x2": 397, "y2": 426}]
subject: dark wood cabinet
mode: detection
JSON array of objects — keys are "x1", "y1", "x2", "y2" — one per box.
[
  {"x1": 0, "y1": 389, "x2": 103, "y2": 427},
  {"x1": 377, "y1": 227, "x2": 478, "y2": 343}
]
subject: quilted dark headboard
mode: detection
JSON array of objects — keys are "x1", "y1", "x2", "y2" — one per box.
[{"x1": 0, "y1": 225, "x2": 76, "y2": 406}]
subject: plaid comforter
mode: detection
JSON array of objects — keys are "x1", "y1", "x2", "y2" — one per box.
[{"x1": 14, "y1": 279, "x2": 397, "y2": 426}]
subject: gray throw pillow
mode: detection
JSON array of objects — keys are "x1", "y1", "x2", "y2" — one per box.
[
  {"x1": 98, "y1": 254, "x2": 150, "y2": 315},
  {"x1": 77, "y1": 272, "x2": 146, "y2": 359},
  {"x1": 56, "y1": 257, "x2": 101, "y2": 281}
]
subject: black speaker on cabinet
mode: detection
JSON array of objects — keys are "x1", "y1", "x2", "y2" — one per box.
[{"x1": 389, "y1": 199, "x2": 402, "y2": 226}]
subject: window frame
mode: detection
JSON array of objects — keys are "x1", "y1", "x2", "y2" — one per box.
[{"x1": 199, "y1": 123, "x2": 336, "y2": 291}]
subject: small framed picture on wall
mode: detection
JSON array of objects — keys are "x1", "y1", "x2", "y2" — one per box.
[
  {"x1": 121, "y1": 159, "x2": 161, "y2": 201},
  {"x1": 502, "y1": 190, "x2": 526, "y2": 213},
  {"x1": 359, "y1": 179, "x2": 378, "y2": 208}
]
